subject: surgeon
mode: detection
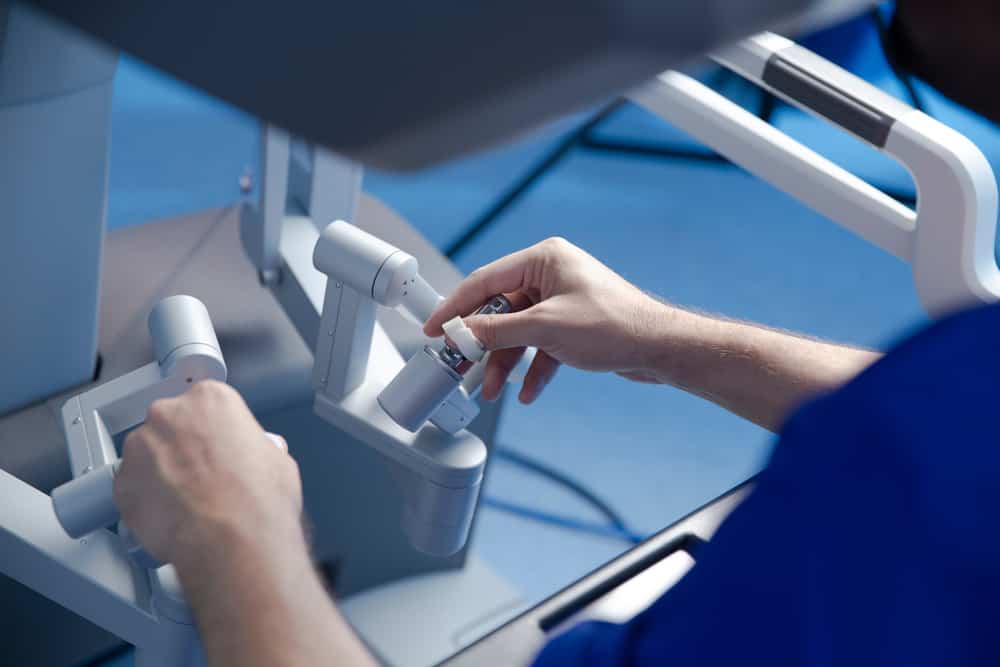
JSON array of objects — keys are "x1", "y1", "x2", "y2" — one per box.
[{"x1": 112, "y1": 1, "x2": 1000, "y2": 665}]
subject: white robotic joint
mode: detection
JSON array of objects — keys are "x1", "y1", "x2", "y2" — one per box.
[
  {"x1": 51, "y1": 462, "x2": 120, "y2": 539},
  {"x1": 378, "y1": 294, "x2": 512, "y2": 433}
]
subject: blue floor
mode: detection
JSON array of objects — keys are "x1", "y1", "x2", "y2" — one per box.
[{"x1": 97, "y1": 13, "x2": 1000, "y2": 665}]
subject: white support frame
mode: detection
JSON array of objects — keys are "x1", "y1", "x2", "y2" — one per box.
[
  {"x1": 630, "y1": 32, "x2": 1000, "y2": 317},
  {"x1": 239, "y1": 127, "x2": 487, "y2": 557},
  {"x1": 0, "y1": 295, "x2": 227, "y2": 667},
  {"x1": 0, "y1": 468, "x2": 202, "y2": 664}
]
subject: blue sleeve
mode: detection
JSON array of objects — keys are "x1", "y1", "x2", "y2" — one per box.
[
  {"x1": 533, "y1": 622, "x2": 634, "y2": 665},
  {"x1": 534, "y1": 303, "x2": 1000, "y2": 667}
]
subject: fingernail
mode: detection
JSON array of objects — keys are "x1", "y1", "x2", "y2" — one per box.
[{"x1": 265, "y1": 432, "x2": 287, "y2": 451}]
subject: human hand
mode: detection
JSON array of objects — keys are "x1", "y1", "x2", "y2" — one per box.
[
  {"x1": 113, "y1": 380, "x2": 304, "y2": 571},
  {"x1": 424, "y1": 238, "x2": 672, "y2": 404}
]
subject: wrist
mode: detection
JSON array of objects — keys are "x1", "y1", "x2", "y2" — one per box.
[
  {"x1": 171, "y1": 512, "x2": 354, "y2": 667},
  {"x1": 635, "y1": 302, "x2": 729, "y2": 388},
  {"x1": 628, "y1": 296, "x2": 679, "y2": 380},
  {"x1": 172, "y1": 508, "x2": 310, "y2": 599}
]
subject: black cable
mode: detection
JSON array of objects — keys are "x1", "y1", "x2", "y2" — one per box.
[
  {"x1": 578, "y1": 136, "x2": 727, "y2": 165},
  {"x1": 443, "y1": 99, "x2": 626, "y2": 259},
  {"x1": 869, "y1": 7, "x2": 928, "y2": 114},
  {"x1": 481, "y1": 496, "x2": 645, "y2": 545},
  {"x1": 758, "y1": 90, "x2": 780, "y2": 125},
  {"x1": 576, "y1": 62, "x2": 779, "y2": 168},
  {"x1": 492, "y1": 446, "x2": 633, "y2": 532},
  {"x1": 75, "y1": 643, "x2": 131, "y2": 667},
  {"x1": 579, "y1": 136, "x2": 917, "y2": 208}
]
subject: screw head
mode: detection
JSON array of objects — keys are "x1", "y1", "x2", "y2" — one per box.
[
  {"x1": 72, "y1": 417, "x2": 81, "y2": 425},
  {"x1": 238, "y1": 167, "x2": 254, "y2": 194}
]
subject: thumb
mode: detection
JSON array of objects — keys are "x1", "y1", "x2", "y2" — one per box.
[{"x1": 463, "y1": 310, "x2": 544, "y2": 351}]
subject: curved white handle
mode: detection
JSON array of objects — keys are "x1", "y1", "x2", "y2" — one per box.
[
  {"x1": 705, "y1": 32, "x2": 1000, "y2": 316},
  {"x1": 631, "y1": 70, "x2": 918, "y2": 260}
]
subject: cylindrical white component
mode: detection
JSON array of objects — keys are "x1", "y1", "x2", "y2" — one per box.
[
  {"x1": 378, "y1": 347, "x2": 462, "y2": 432},
  {"x1": 313, "y1": 221, "x2": 414, "y2": 298},
  {"x1": 442, "y1": 317, "x2": 485, "y2": 362},
  {"x1": 400, "y1": 274, "x2": 445, "y2": 324},
  {"x1": 398, "y1": 473, "x2": 482, "y2": 557},
  {"x1": 148, "y1": 295, "x2": 227, "y2": 383},
  {"x1": 372, "y1": 251, "x2": 419, "y2": 307},
  {"x1": 51, "y1": 462, "x2": 119, "y2": 538},
  {"x1": 148, "y1": 295, "x2": 222, "y2": 364},
  {"x1": 429, "y1": 387, "x2": 481, "y2": 435}
]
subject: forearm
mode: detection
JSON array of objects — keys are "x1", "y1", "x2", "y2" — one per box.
[
  {"x1": 176, "y1": 521, "x2": 376, "y2": 667},
  {"x1": 645, "y1": 306, "x2": 880, "y2": 431}
]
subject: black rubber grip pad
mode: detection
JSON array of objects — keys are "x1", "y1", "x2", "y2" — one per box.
[{"x1": 763, "y1": 53, "x2": 895, "y2": 147}]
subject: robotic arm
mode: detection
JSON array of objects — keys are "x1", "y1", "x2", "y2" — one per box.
[
  {"x1": 236, "y1": 119, "x2": 541, "y2": 557},
  {"x1": 50, "y1": 295, "x2": 226, "y2": 559},
  {"x1": 306, "y1": 220, "x2": 497, "y2": 557}
]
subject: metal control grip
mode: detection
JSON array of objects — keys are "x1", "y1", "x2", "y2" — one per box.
[{"x1": 51, "y1": 296, "x2": 227, "y2": 544}]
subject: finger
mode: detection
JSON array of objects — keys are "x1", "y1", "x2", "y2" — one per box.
[
  {"x1": 463, "y1": 309, "x2": 546, "y2": 351},
  {"x1": 120, "y1": 428, "x2": 147, "y2": 465},
  {"x1": 424, "y1": 246, "x2": 544, "y2": 336},
  {"x1": 264, "y1": 432, "x2": 288, "y2": 452},
  {"x1": 481, "y1": 347, "x2": 527, "y2": 401},
  {"x1": 519, "y1": 350, "x2": 561, "y2": 404},
  {"x1": 116, "y1": 428, "x2": 155, "y2": 501}
]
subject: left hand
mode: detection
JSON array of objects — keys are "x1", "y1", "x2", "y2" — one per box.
[{"x1": 113, "y1": 380, "x2": 304, "y2": 571}]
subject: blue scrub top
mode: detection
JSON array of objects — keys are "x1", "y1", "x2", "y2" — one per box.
[{"x1": 534, "y1": 303, "x2": 1000, "y2": 666}]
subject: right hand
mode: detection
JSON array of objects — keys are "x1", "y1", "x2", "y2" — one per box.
[{"x1": 424, "y1": 238, "x2": 671, "y2": 404}]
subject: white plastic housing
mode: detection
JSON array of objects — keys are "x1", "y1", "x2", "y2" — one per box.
[
  {"x1": 401, "y1": 274, "x2": 445, "y2": 324},
  {"x1": 378, "y1": 347, "x2": 463, "y2": 433},
  {"x1": 395, "y1": 470, "x2": 482, "y2": 557},
  {"x1": 148, "y1": 294, "x2": 226, "y2": 378},
  {"x1": 314, "y1": 220, "x2": 419, "y2": 304},
  {"x1": 373, "y1": 251, "x2": 420, "y2": 307},
  {"x1": 429, "y1": 387, "x2": 481, "y2": 435},
  {"x1": 51, "y1": 462, "x2": 119, "y2": 539}
]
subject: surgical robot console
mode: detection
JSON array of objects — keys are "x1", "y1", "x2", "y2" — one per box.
[{"x1": 3, "y1": 0, "x2": 1000, "y2": 665}]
